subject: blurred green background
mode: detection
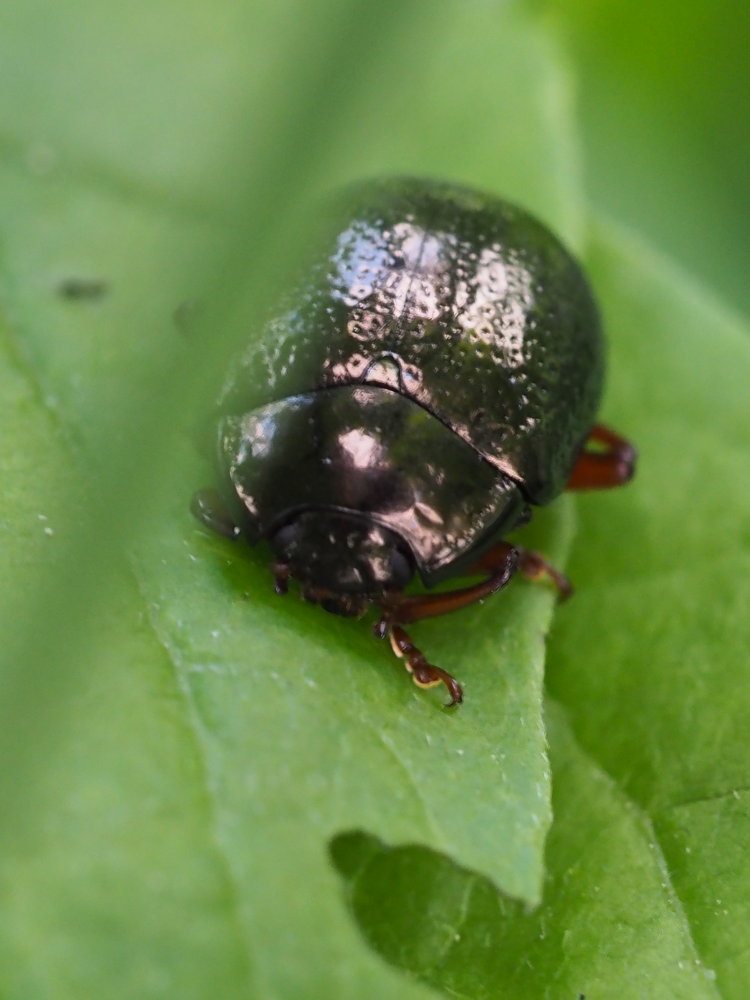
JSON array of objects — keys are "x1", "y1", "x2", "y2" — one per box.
[
  {"x1": 546, "y1": 0, "x2": 750, "y2": 319},
  {"x1": 1, "y1": 2, "x2": 749, "y2": 999}
]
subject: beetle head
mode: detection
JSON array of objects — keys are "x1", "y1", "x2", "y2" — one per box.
[{"x1": 269, "y1": 509, "x2": 415, "y2": 616}]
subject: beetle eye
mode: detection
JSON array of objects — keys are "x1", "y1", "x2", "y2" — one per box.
[
  {"x1": 388, "y1": 547, "x2": 414, "y2": 590},
  {"x1": 271, "y1": 522, "x2": 298, "y2": 554}
]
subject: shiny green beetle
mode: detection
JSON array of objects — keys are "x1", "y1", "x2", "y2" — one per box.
[{"x1": 193, "y1": 178, "x2": 636, "y2": 705}]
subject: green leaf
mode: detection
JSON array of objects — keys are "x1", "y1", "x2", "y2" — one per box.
[
  {"x1": 0, "y1": 328, "x2": 255, "y2": 997},
  {"x1": 335, "y1": 220, "x2": 750, "y2": 996},
  {"x1": 537, "y1": 0, "x2": 750, "y2": 318},
  {"x1": 0, "y1": 2, "x2": 585, "y2": 998},
  {"x1": 331, "y1": 701, "x2": 720, "y2": 999},
  {"x1": 5, "y1": 0, "x2": 748, "y2": 996},
  {"x1": 546, "y1": 219, "x2": 750, "y2": 996}
]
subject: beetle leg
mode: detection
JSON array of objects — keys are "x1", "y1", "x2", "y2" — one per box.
[
  {"x1": 374, "y1": 539, "x2": 572, "y2": 703},
  {"x1": 567, "y1": 423, "x2": 637, "y2": 490},
  {"x1": 468, "y1": 542, "x2": 573, "y2": 601},
  {"x1": 191, "y1": 488, "x2": 241, "y2": 539},
  {"x1": 373, "y1": 545, "x2": 515, "y2": 702},
  {"x1": 373, "y1": 548, "x2": 518, "y2": 706},
  {"x1": 516, "y1": 548, "x2": 573, "y2": 601},
  {"x1": 388, "y1": 625, "x2": 463, "y2": 707},
  {"x1": 377, "y1": 543, "x2": 519, "y2": 626}
]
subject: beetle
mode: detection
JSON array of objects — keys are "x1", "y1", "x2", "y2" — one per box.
[{"x1": 192, "y1": 178, "x2": 635, "y2": 705}]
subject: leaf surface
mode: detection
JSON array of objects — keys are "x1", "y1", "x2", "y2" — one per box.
[{"x1": 0, "y1": 3, "x2": 586, "y2": 997}]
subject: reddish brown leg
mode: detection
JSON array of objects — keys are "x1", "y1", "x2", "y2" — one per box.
[
  {"x1": 567, "y1": 423, "x2": 637, "y2": 490},
  {"x1": 389, "y1": 625, "x2": 464, "y2": 707},
  {"x1": 374, "y1": 543, "x2": 519, "y2": 706},
  {"x1": 378, "y1": 543, "x2": 519, "y2": 626},
  {"x1": 468, "y1": 541, "x2": 573, "y2": 601}
]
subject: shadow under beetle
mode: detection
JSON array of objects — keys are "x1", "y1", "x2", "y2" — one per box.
[{"x1": 192, "y1": 178, "x2": 636, "y2": 706}]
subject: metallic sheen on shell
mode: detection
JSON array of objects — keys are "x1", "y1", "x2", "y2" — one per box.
[
  {"x1": 220, "y1": 178, "x2": 604, "y2": 505},
  {"x1": 215, "y1": 178, "x2": 605, "y2": 583}
]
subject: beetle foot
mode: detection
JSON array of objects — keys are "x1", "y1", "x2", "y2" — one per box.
[
  {"x1": 383, "y1": 623, "x2": 463, "y2": 707},
  {"x1": 517, "y1": 548, "x2": 573, "y2": 602}
]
